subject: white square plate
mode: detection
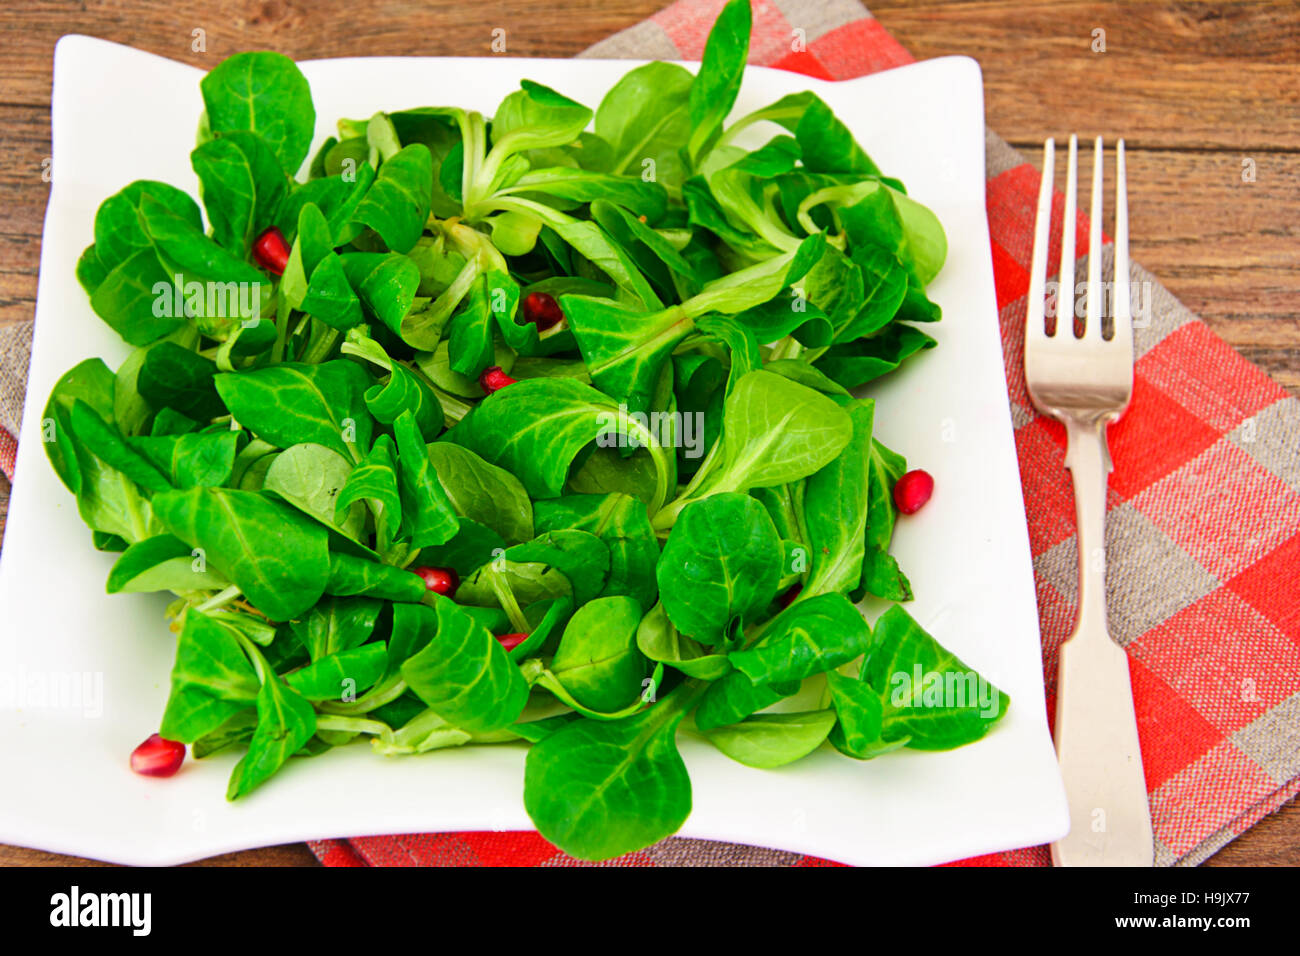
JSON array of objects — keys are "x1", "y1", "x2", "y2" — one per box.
[{"x1": 0, "y1": 36, "x2": 1067, "y2": 866}]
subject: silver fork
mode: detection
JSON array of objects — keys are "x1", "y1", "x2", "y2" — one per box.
[{"x1": 1025, "y1": 135, "x2": 1154, "y2": 867}]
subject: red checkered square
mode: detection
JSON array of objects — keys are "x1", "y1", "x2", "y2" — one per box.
[
  {"x1": 1129, "y1": 656, "x2": 1223, "y2": 791},
  {"x1": 990, "y1": 238, "x2": 1029, "y2": 310},
  {"x1": 1128, "y1": 589, "x2": 1300, "y2": 735},
  {"x1": 654, "y1": 0, "x2": 792, "y2": 64},
  {"x1": 808, "y1": 18, "x2": 913, "y2": 79},
  {"x1": 1148, "y1": 741, "x2": 1278, "y2": 856},
  {"x1": 1107, "y1": 371, "x2": 1223, "y2": 500},
  {"x1": 1034, "y1": 576, "x2": 1075, "y2": 699},
  {"x1": 1137, "y1": 322, "x2": 1288, "y2": 433},
  {"x1": 1131, "y1": 439, "x2": 1300, "y2": 581},
  {"x1": 985, "y1": 166, "x2": 1094, "y2": 279},
  {"x1": 998, "y1": 297, "x2": 1035, "y2": 422},
  {"x1": 1014, "y1": 417, "x2": 1079, "y2": 556},
  {"x1": 469, "y1": 831, "x2": 564, "y2": 867},
  {"x1": 1228, "y1": 531, "x2": 1300, "y2": 647},
  {"x1": 770, "y1": 48, "x2": 833, "y2": 79}
]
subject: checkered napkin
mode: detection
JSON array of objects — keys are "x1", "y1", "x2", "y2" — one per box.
[{"x1": 3, "y1": 0, "x2": 1296, "y2": 867}]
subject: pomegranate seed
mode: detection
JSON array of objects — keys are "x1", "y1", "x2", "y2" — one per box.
[
  {"x1": 413, "y1": 566, "x2": 459, "y2": 597},
  {"x1": 252, "y1": 226, "x2": 290, "y2": 276},
  {"x1": 496, "y1": 632, "x2": 529, "y2": 652},
  {"x1": 893, "y1": 469, "x2": 934, "y2": 515},
  {"x1": 778, "y1": 583, "x2": 802, "y2": 609},
  {"x1": 130, "y1": 733, "x2": 185, "y2": 778},
  {"x1": 479, "y1": 366, "x2": 517, "y2": 393},
  {"x1": 522, "y1": 291, "x2": 564, "y2": 331}
]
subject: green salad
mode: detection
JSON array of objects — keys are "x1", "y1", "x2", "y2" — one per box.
[{"x1": 45, "y1": 0, "x2": 1007, "y2": 859}]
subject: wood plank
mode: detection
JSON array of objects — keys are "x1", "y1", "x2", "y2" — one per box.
[{"x1": 872, "y1": 0, "x2": 1300, "y2": 150}]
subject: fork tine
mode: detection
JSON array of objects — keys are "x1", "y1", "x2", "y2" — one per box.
[
  {"x1": 1084, "y1": 137, "x2": 1105, "y2": 339},
  {"x1": 1056, "y1": 135, "x2": 1078, "y2": 338},
  {"x1": 1026, "y1": 138, "x2": 1055, "y2": 343},
  {"x1": 1112, "y1": 139, "x2": 1132, "y2": 351}
]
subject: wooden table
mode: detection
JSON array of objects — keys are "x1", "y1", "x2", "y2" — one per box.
[{"x1": 0, "y1": 0, "x2": 1295, "y2": 866}]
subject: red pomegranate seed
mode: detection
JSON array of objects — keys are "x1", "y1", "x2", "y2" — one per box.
[
  {"x1": 252, "y1": 226, "x2": 290, "y2": 276},
  {"x1": 778, "y1": 583, "x2": 803, "y2": 609},
  {"x1": 479, "y1": 366, "x2": 517, "y2": 393},
  {"x1": 496, "y1": 632, "x2": 529, "y2": 652},
  {"x1": 413, "y1": 566, "x2": 459, "y2": 597},
  {"x1": 893, "y1": 469, "x2": 934, "y2": 515},
  {"x1": 522, "y1": 291, "x2": 564, "y2": 331},
  {"x1": 130, "y1": 733, "x2": 185, "y2": 778}
]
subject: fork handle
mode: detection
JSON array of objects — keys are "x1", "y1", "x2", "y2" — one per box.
[{"x1": 1052, "y1": 420, "x2": 1155, "y2": 866}]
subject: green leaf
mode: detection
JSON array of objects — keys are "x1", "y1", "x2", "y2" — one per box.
[
  {"x1": 393, "y1": 409, "x2": 459, "y2": 548},
  {"x1": 42, "y1": 358, "x2": 115, "y2": 495},
  {"x1": 701, "y1": 369, "x2": 854, "y2": 496},
  {"x1": 596, "y1": 61, "x2": 694, "y2": 191},
  {"x1": 561, "y1": 297, "x2": 694, "y2": 416},
  {"x1": 290, "y1": 595, "x2": 382, "y2": 662},
  {"x1": 699, "y1": 709, "x2": 836, "y2": 769},
  {"x1": 137, "y1": 342, "x2": 224, "y2": 422},
  {"x1": 90, "y1": 248, "x2": 184, "y2": 346},
  {"x1": 324, "y1": 552, "x2": 427, "y2": 603},
  {"x1": 227, "y1": 666, "x2": 317, "y2": 799},
  {"x1": 153, "y1": 488, "x2": 331, "y2": 621},
  {"x1": 523, "y1": 686, "x2": 695, "y2": 861},
  {"x1": 132, "y1": 431, "x2": 239, "y2": 489},
  {"x1": 794, "y1": 96, "x2": 882, "y2": 179},
  {"x1": 263, "y1": 443, "x2": 367, "y2": 541},
  {"x1": 547, "y1": 596, "x2": 648, "y2": 713},
  {"x1": 728, "y1": 592, "x2": 873, "y2": 686},
  {"x1": 69, "y1": 399, "x2": 172, "y2": 492},
  {"x1": 802, "y1": 399, "x2": 874, "y2": 596},
  {"x1": 200, "y1": 51, "x2": 316, "y2": 175},
  {"x1": 93, "y1": 180, "x2": 203, "y2": 274},
  {"x1": 693, "y1": 670, "x2": 799, "y2": 732},
  {"x1": 364, "y1": 362, "x2": 444, "y2": 440},
  {"x1": 339, "y1": 252, "x2": 421, "y2": 337},
  {"x1": 449, "y1": 269, "x2": 517, "y2": 378},
  {"x1": 191, "y1": 131, "x2": 289, "y2": 254},
  {"x1": 302, "y1": 253, "x2": 365, "y2": 330},
  {"x1": 501, "y1": 529, "x2": 610, "y2": 606},
  {"x1": 351, "y1": 144, "x2": 433, "y2": 253},
  {"x1": 826, "y1": 670, "x2": 903, "y2": 759},
  {"x1": 334, "y1": 433, "x2": 402, "y2": 548},
  {"x1": 286, "y1": 644, "x2": 387, "y2": 701},
  {"x1": 686, "y1": 0, "x2": 752, "y2": 165},
  {"x1": 814, "y1": 323, "x2": 937, "y2": 391},
  {"x1": 853, "y1": 435, "x2": 910, "y2": 602},
  {"x1": 635, "y1": 600, "x2": 731, "y2": 680},
  {"x1": 106, "y1": 533, "x2": 230, "y2": 594},
  {"x1": 534, "y1": 493, "x2": 659, "y2": 611},
  {"x1": 449, "y1": 377, "x2": 671, "y2": 509},
  {"x1": 864, "y1": 605, "x2": 1010, "y2": 750},
  {"x1": 214, "y1": 360, "x2": 374, "y2": 462},
  {"x1": 426, "y1": 442, "x2": 533, "y2": 545},
  {"x1": 160, "y1": 611, "x2": 259, "y2": 742},
  {"x1": 656, "y1": 492, "x2": 781, "y2": 645},
  {"x1": 400, "y1": 597, "x2": 530, "y2": 733}
]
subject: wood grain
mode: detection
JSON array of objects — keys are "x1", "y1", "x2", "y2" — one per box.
[{"x1": 0, "y1": 0, "x2": 1297, "y2": 867}]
